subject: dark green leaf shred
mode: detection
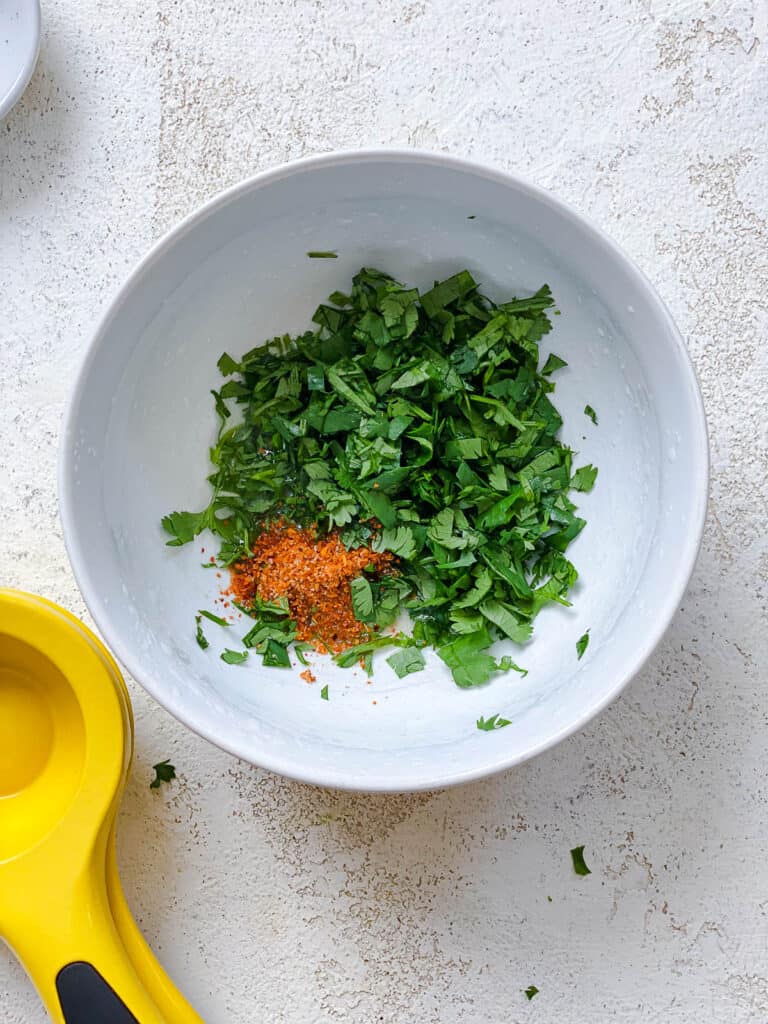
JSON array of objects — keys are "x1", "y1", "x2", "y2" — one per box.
[
  {"x1": 150, "y1": 759, "x2": 176, "y2": 789},
  {"x1": 576, "y1": 630, "x2": 590, "y2": 659},
  {"x1": 570, "y1": 844, "x2": 591, "y2": 876},
  {"x1": 195, "y1": 615, "x2": 209, "y2": 650},
  {"x1": 198, "y1": 609, "x2": 230, "y2": 627},
  {"x1": 221, "y1": 648, "x2": 248, "y2": 665},
  {"x1": 477, "y1": 714, "x2": 512, "y2": 731}
]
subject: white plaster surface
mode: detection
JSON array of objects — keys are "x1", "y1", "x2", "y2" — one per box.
[{"x1": 1, "y1": 1, "x2": 767, "y2": 1021}]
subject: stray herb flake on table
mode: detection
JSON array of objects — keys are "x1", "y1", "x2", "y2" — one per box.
[
  {"x1": 150, "y1": 759, "x2": 176, "y2": 789},
  {"x1": 584, "y1": 404, "x2": 598, "y2": 425},
  {"x1": 576, "y1": 630, "x2": 590, "y2": 659},
  {"x1": 307, "y1": 251, "x2": 338, "y2": 259},
  {"x1": 524, "y1": 986, "x2": 539, "y2": 1001},
  {"x1": 320, "y1": 684, "x2": 329, "y2": 700},
  {"x1": 570, "y1": 844, "x2": 591, "y2": 876},
  {"x1": 163, "y1": 267, "x2": 597, "y2": 688},
  {"x1": 477, "y1": 714, "x2": 511, "y2": 731}
]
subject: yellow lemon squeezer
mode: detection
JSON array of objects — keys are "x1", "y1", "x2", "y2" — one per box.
[{"x1": 0, "y1": 589, "x2": 205, "y2": 1023}]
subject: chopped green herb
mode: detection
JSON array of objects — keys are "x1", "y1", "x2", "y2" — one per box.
[
  {"x1": 476, "y1": 713, "x2": 512, "y2": 731},
  {"x1": 386, "y1": 646, "x2": 426, "y2": 678},
  {"x1": 198, "y1": 609, "x2": 230, "y2": 627},
  {"x1": 307, "y1": 251, "x2": 338, "y2": 259},
  {"x1": 547, "y1": 895, "x2": 553, "y2": 903},
  {"x1": 201, "y1": 562, "x2": 218, "y2": 568},
  {"x1": 262, "y1": 639, "x2": 291, "y2": 668},
  {"x1": 570, "y1": 844, "x2": 591, "y2": 876},
  {"x1": 541, "y1": 352, "x2": 567, "y2": 375},
  {"x1": 150, "y1": 759, "x2": 176, "y2": 789},
  {"x1": 524, "y1": 985, "x2": 539, "y2": 1001},
  {"x1": 161, "y1": 509, "x2": 213, "y2": 546},
  {"x1": 294, "y1": 642, "x2": 312, "y2": 667},
  {"x1": 576, "y1": 630, "x2": 590, "y2": 659},
  {"x1": 320, "y1": 684, "x2": 329, "y2": 700},
  {"x1": 467, "y1": 214, "x2": 476, "y2": 219},
  {"x1": 221, "y1": 648, "x2": 248, "y2": 665},
  {"x1": 163, "y1": 268, "x2": 596, "y2": 684},
  {"x1": 584, "y1": 404, "x2": 598, "y2": 425},
  {"x1": 571, "y1": 465, "x2": 598, "y2": 493},
  {"x1": 195, "y1": 615, "x2": 209, "y2": 650},
  {"x1": 217, "y1": 352, "x2": 240, "y2": 376}
]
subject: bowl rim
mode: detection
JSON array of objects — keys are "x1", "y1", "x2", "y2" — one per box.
[
  {"x1": 59, "y1": 148, "x2": 709, "y2": 792},
  {"x1": 0, "y1": 0, "x2": 41, "y2": 121}
]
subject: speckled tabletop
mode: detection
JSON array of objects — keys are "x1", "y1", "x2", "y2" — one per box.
[{"x1": 2, "y1": 2, "x2": 767, "y2": 1021}]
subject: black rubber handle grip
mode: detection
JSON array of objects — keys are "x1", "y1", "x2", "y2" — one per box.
[{"x1": 56, "y1": 962, "x2": 140, "y2": 1023}]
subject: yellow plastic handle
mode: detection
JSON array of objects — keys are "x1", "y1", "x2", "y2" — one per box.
[
  {"x1": 5, "y1": 854, "x2": 168, "y2": 1024},
  {"x1": 106, "y1": 830, "x2": 206, "y2": 1023}
]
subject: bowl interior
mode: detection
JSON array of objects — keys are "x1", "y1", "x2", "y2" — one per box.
[{"x1": 61, "y1": 155, "x2": 706, "y2": 790}]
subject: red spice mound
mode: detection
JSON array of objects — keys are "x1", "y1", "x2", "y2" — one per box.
[{"x1": 227, "y1": 520, "x2": 396, "y2": 654}]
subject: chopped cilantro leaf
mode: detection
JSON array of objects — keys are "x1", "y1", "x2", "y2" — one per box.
[
  {"x1": 198, "y1": 609, "x2": 230, "y2": 627},
  {"x1": 217, "y1": 352, "x2": 240, "y2": 376},
  {"x1": 571, "y1": 464, "x2": 598, "y2": 493},
  {"x1": 294, "y1": 642, "x2": 312, "y2": 667},
  {"x1": 576, "y1": 630, "x2": 590, "y2": 659},
  {"x1": 477, "y1": 714, "x2": 512, "y2": 731},
  {"x1": 570, "y1": 845, "x2": 591, "y2": 876},
  {"x1": 524, "y1": 985, "x2": 539, "y2": 1001},
  {"x1": 262, "y1": 639, "x2": 291, "y2": 668},
  {"x1": 386, "y1": 647, "x2": 426, "y2": 678},
  {"x1": 541, "y1": 352, "x2": 567, "y2": 375},
  {"x1": 161, "y1": 509, "x2": 211, "y2": 546},
  {"x1": 150, "y1": 759, "x2": 176, "y2": 789},
  {"x1": 584, "y1": 404, "x2": 598, "y2": 425},
  {"x1": 307, "y1": 251, "x2": 338, "y2": 259},
  {"x1": 195, "y1": 616, "x2": 209, "y2": 650},
  {"x1": 320, "y1": 684, "x2": 329, "y2": 700},
  {"x1": 221, "y1": 648, "x2": 248, "y2": 665}
]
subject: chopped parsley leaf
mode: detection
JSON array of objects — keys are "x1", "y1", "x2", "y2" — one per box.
[
  {"x1": 386, "y1": 647, "x2": 426, "y2": 678},
  {"x1": 477, "y1": 713, "x2": 512, "y2": 731},
  {"x1": 570, "y1": 844, "x2": 591, "y2": 876},
  {"x1": 198, "y1": 609, "x2": 230, "y2": 627},
  {"x1": 221, "y1": 648, "x2": 248, "y2": 665},
  {"x1": 576, "y1": 630, "x2": 590, "y2": 659},
  {"x1": 150, "y1": 759, "x2": 176, "y2": 789},
  {"x1": 195, "y1": 615, "x2": 209, "y2": 650}
]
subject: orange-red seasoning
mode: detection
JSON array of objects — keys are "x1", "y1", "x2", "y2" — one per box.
[{"x1": 227, "y1": 520, "x2": 396, "y2": 654}]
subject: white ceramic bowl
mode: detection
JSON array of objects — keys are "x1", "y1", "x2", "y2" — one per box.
[
  {"x1": 60, "y1": 151, "x2": 708, "y2": 792},
  {"x1": 0, "y1": 0, "x2": 40, "y2": 120}
]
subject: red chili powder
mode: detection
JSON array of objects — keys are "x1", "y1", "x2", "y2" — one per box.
[{"x1": 227, "y1": 520, "x2": 396, "y2": 654}]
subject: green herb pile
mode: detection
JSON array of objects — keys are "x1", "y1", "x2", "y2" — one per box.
[{"x1": 162, "y1": 268, "x2": 596, "y2": 687}]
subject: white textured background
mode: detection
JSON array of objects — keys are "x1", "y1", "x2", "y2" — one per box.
[{"x1": 2, "y1": 1, "x2": 767, "y2": 1021}]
